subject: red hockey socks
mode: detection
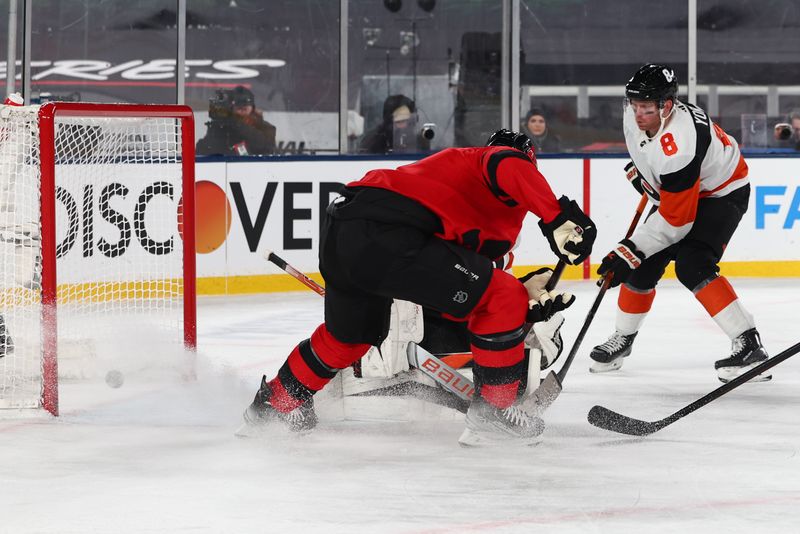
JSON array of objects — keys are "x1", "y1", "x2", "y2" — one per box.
[
  {"x1": 467, "y1": 270, "x2": 529, "y2": 409},
  {"x1": 270, "y1": 324, "x2": 370, "y2": 413}
]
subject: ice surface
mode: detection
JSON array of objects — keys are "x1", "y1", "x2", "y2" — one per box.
[{"x1": 1, "y1": 278, "x2": 799, "y2": 533}]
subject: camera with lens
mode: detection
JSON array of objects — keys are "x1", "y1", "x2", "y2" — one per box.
[
  {"x1": 775, "y1": 123, "x2": 793, "y2": 141},
  {"x1": 208, "y1": 86, "x2": 256, "y2": 120},
  {"x1": 208, "y1": 89, "x2": 236, "y2": 121},
  {"x1": 420, "y1": 123, "x2": 436, "y2": 141}
]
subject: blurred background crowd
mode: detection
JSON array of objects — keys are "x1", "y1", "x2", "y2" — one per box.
[{"x1": 3, "y1": 0, "x2": 799, "y2": 156}]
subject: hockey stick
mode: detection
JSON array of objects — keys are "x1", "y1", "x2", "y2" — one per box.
[
  {"x1": 409, "y1": 345, "x2": 474, "y2": 404},
  {"x1": 346, "y1": 377, "x2": 470, "y2": 413},
  {"x1": 265, "y1": 249, "x2": 326, "y2": 296},
  {"x1": 524, "y1": 194, "x2": 649, "y2": 415},
  {"x1": 588, "y1": 340, "x2": 800, "y2": 436}
]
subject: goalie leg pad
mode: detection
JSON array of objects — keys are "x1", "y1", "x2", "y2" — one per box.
[
  {"x1": 526, "y1": 312, "x2": 565, "y2": 370},
  {"x1": 360, "y1": 299, "x2": 422, "y2": 378}
]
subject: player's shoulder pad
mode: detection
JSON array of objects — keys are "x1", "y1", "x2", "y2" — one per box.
[{"x1": 482, "y1": 147, "x2": 534, "y2": 207}]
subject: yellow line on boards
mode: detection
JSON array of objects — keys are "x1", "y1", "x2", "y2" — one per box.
[
  {"x1": 195, "y1": 261, "x2": 800, "y2": 295},
  {"x1": 2, "y1": 262, "x2": 796, "y2": 303}
]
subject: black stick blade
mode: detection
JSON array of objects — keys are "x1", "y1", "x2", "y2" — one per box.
[{"x1": 587, "y1": 405, "x2": 664, "y2": 436}]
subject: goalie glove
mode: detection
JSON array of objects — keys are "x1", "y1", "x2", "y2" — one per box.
[
  {"x1": 519, "y1": 267, "x2": 576, "y2": 323},
  {"x1": 525, "y1": 312, "x2": 565, "y2": 370},
  {"x1": 538, "y1": 196, "x2": 597, "y2": 266},
  {"x1": 624, "y1": 161, "x2": 646, "y2": 196},
  {"x1": 597, "y1": 239, "x2": 645, "y2": 288}
]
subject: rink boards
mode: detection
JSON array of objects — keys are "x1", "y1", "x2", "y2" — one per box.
[{"x1": 192, "y1": 155, "x2": 800, "y2": 294}]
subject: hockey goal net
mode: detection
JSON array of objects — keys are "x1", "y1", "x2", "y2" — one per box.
[{"x1": 0, "y1": 102, "x2": 196, "y2": 415}]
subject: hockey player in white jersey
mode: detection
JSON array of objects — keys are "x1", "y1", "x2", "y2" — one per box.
[{"x1": 590, "y1": 64, "x2": 769, "y2": 383}]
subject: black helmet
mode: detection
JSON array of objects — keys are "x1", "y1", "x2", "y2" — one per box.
[
  {"x1": 625, "y1": 64, "x2": 678, "y2": 106},
  {"x1": 486, "y1": 128, "x2": 535, "y2": 161}
]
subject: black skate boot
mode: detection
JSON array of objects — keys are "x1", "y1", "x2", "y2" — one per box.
[
  {"x1": 589, "y1": 331, "x2": 637, "y2": 373},
  {"x1": 241, "y1": 375, "x2": 318, "y2": 433},
  {"x1": 0, "y1": 316, "x2": 13, "y2": 359},
  {"x1": 714, "y1": 328, "x2": 771, "y2": 384},
  {"x1": 458, "y1": 398, "x2": 545, "y2": 447}
]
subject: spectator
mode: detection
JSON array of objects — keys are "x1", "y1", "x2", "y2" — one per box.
[
  {"x1": 773, "y1": 108, "x2": 800, "y2": 150},
  {"x1": 196, "y1": 86, "x2": 277, "y2": 156},
  {"x1": 522, "y1": 108, "x2": 561, "y2": 153},
  {"x1": 359, "y1": 94, "x2": 430, "y2": 154}
]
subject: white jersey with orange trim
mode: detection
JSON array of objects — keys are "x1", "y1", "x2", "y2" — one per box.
[{"x1": 623, "y1": 100, "x2": 748, "y2": 257}]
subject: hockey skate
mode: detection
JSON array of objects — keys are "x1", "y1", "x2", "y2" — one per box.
[
  {"x1": 239, "y1": 376, "x2": 318, "y2": 435},
  {"x1": 458, "y1": 398, "x2": 545, "y2": 447},
  {"x1": 589, "y1": 331, "x2": 637, "y2": 373},
  {"x1": 715, "y1": 328, "x2": 771, "y2": 384}
]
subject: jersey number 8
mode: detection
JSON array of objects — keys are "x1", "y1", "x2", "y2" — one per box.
[{"x1": 660, "y1": 133, "x2": 678, "y2": 156}]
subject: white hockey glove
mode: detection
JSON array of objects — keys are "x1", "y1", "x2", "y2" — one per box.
[
  {"x1": 518, "y1": 267, "x2": 575, "y2": 323},
  {"x1": 538, "y1": 196, "x2": 597, "y2": 266}
]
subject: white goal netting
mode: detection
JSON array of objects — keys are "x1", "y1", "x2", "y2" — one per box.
[{"x1": 0, "y1": 102, "x2": 195, "y2": 413}]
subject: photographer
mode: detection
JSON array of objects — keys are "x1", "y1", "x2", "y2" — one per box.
[
  {"x1": 196, "y1": 86, "x2": 277, "y2": 156},
  {"x1": 359, "y1": 94, "x2": 433, "y2": 154},
  {"x1": 773, "y1": 109, "x2": 800, "y2": 151}
]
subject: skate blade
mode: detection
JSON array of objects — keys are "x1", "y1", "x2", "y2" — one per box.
[
  {"x1": 234, "y1": 419, "x2": 314, "y2": 438},
  {"x1": 589, "y1": 358, "x2": 623, "y2": 374},
  {"x1": 457, "y1": 425, "x2": 544, "y2": 448},
  {"x1": 234, "y1": 408, "x2": 279, "y2": 438},
  {"x1": 717, "y1": 366, "x2": 772, "y2": 384},
  {"x1": 234, "y1": 421, "x2": 265, "y2": 438}
]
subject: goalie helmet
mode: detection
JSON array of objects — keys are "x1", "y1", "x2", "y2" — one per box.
[
  {"x1": 486, "y1": 129, "x2": 536, "y2": 163},
  {"x1": 625, "y1": 64, "x2": 678, "y2": 107}
]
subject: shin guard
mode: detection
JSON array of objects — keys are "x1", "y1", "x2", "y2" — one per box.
[
  {"x1": 694, "y1": 276, "x2": 755, "y2": 339},
  {"x1": 616, "y1": 284, "x2": 656, "y2": 335},
  {"x1": 271, "y1": 324, "x2": 370, "y2": 412},
  {"x1": 467, "y1": 270, "x2": 529, "y2": 409}
]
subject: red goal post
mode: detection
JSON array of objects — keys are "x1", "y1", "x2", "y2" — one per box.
[{"x1": 1, "y1": 102, "x2": 196, "y2": 416}]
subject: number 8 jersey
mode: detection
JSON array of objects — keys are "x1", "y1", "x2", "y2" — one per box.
[{"x1": 623, "y1": 100, "x2": 749, "y2": 257}]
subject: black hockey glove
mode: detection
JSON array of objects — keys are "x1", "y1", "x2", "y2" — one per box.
[
  {"x1": 525, "y1": 292, "x2": 575, "y2": 324},
  {"x1": 538, "y1": 196, "x2": 597, "y2": 265},
  {"x1": 597, "y1": 239, "x2": 646, "y2": 288},
  {"x1": 624, "y1": 161, "x2": 646, "y2": 196},
  {"x1": 519, "y1": 267, "x2": 576, "y2": 323}
]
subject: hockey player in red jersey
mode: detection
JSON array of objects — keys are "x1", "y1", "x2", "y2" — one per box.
[
  {"x1": 241, "y1": 129, "x2": 597, "y2": 446},
  {"x1": 590, "y1": 64, "x2": 770, "y2": 383}
]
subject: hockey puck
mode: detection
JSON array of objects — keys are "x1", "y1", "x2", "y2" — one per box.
[{"x1": 105, "y1": 369, "x2": 124, "y2": 389}]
